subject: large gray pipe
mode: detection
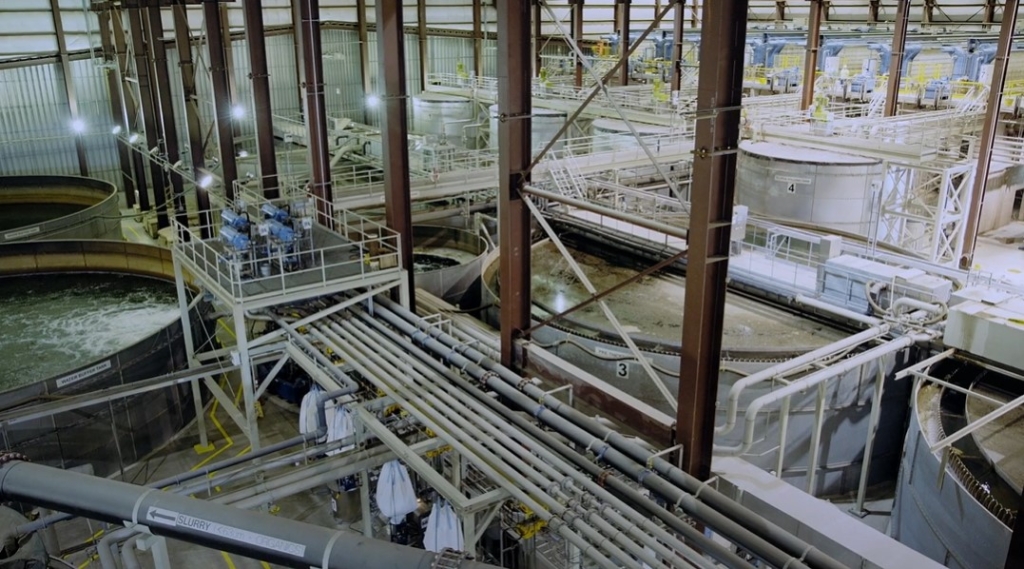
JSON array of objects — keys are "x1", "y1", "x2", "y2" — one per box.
[
  {"x1": 0, "y1": 461, "x2": 497, "y2": 569},
  {"x1": 371, "y1": 296, "x2": 845, "y2": 569}
]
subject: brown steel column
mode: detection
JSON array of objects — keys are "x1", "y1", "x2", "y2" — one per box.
[
  {"x1": 869, "y1": 0, "x2": 880, "y2": 23},
  {"x1": 618, "y1": 0, "x2": 631, "y2": 86},
  {"x1": 800, "y1": 0, "x2": 825, "y2": 110},
  {"x1": 242, "y1": 0, "x2": 279, "y2": 199},
  {"x1": 677, "y1": 0, "x2": 748, "y2": 481},
  {"x1": 417, "y1": 0, "x2": 428, "y2": 90},
  {"x1": 49, "y1": 0, "x2": 88, "y2": 176},
  {"x1": 204, "y1": 1, "x2": 239, "y2": 203},
  {"x1": 670, "y1": 0, "x2": 684, "y2": 92},
  {"x1": 690, "y1": 0, "x2": 699, "y2": 27},
  {"x1": 128, "y1": 7, "x2": 169, "y2": 228},
  {"x1": 114, "y1": 9, "x2": 150, "y2": 212},
  {"x1": 298, "y1": 0, "x2": 333, "y2": 224},
  {"x1": 533, "y1": 1, "x2": 543, "y2": 76},
  {"x1": 355, "y1": 0, "x2": 372, "y2": 124},
  {"x1": 961, "y1": 0, "x2": 1020, "y2": 270},
  {"x1": 147, "y1": 6, "x2": 189, "y2": 230},
  {"x1": 173, "y1": 5, "x2": 211, "y2": 236},
  {"x1": 290, "y1": 0, "x2": 306, "y2": 112},
  {"x1": 97, "y1": 8, "x2": 137, "y2": 208},
  {"x1": 472, "y1": 0, "x2": 483, "y2": 78},
  {"x1": 884, "y1": 0, "x2": 912, "y2": 117},
  {"x1": 376, "y1": 0, "x2": 415, "y2": 309},
  {"x1": 571, "y1": 0, "x2": 584, "y2": 88},
  {"x1": 497, "y1": 0, "x2": 532, "y2": 369}
]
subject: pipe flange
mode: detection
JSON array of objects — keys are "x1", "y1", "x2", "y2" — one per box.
[
  {"x1": 0, "y1": 452, "x2": 28, "y2": 465},
  {"x1": 478, "y1": 370, "x2": 499, "y2": 389},
  {"x1": 596, "y1": 469, "x2": 612, "y2": 487}
]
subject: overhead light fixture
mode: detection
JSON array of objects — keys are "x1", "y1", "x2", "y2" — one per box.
[
  {"x1": 111, "y1": 125, "x2": 122, "y2": 135},
  {"x1": 197, "y1": 173, "x2": 214, "y2": 189},
  {"x1": 149, "y1": 146, "x2": 160, "y2": 155},
  {"x1": 128, "y1": 133, "x2": 141, "y2": 144},
  {"x1": 231, "y1": 105, "x2": 246, "y2": 119},
  {"x1": 237, "y1": 149, "x2": 249, "y2": 158},
  {"x1": 70, "y1": 119, "x2": 86, "y2": 134},
  {"x1": 366, "y1": 95, "x2": 381, "y2": 108}
]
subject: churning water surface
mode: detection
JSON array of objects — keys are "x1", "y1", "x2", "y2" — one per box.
[{"x1": 0, "y1": 273, "x2": 179, "y2": 390}]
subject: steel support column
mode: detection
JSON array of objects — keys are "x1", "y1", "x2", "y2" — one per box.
[
  {"x1": 355, "y1": 0, "x2": 372, "y2": 124},
  {"x1": 677, "y1": 0, "x2": 748, "y2": 480},
  {"x1": 670, "y1": 0, "x2": 684, "y2": 93},
  {"x1": 49, "y1": 0, "x2": 88, "y2": 177},
  {"x1": 98, "y1": 8, "x2": 137, "y2": 207},
  {"x1": 376, "y1": 0, "x2": 415, "y2": 309},
  {"x1": 472, "y1": 0, "x2": 483, "y2": 78},
  {"x1": 618, "y1": 0, "x2": 631, "y2": 86},
  {"x1": 884, "y1": 0, "x2": 911, "y2": 117},
  {"x1": 869, "y1": 0, "x2": 880, "y2": 23},
  {"x1": 534, "y1": 1, "x2": 543, "y2": 76},
  {"x1": 128, "y1": 7, "x2": 169, "y2": 228},
  {"x1": 173, "y1": 5, "x2": 211, "y2": 236},
  {"x1": 204, "y1": 1, "x2": 238, "y2": 203},
  {"x1": 497, "y1": 0, "x2": 532, "y2": 369},
  {"x1": 417, "y1": 0, "x2": 428, "y2": 91},
  {"x1": 571, "y1": 0, "x2": 584, "y2": 88},
  {"x1": 298, "y1": 0, "x2": 333, "y2": 224},
  {"x1": 961, "y1": 0, "x2": 1019, "y2": 270},
  {"x1": 800, "y1": 0, "x2": 825, "y2": 110},
  {"x1": 241, "y1": 0, "x2": 279, "y2": 199},
  {"x1": 147, "y1": 6, "x2": 189, "y2": 230},
  {"x1": 111, "y1": 11, "x2": 150, "y2": 212}
]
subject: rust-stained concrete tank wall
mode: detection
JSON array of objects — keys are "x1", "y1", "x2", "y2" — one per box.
[
  {"x1": 0, "y1": 175, "x2": 121, "y2": 243},
  {"x1": 0, "y1": 241, "x2": 209, "y2": 476}
]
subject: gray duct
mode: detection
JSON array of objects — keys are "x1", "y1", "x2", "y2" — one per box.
[{"x1": 0, "y1": 461, "x2": 497, "y2": 569}]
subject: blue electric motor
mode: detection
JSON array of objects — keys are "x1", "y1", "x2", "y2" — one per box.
[
  {"x1": 221, "y1": 208, "x2": 249, "y2": 231},
  {"x1": 268, "y1": 220, "x2": 295, "y2": 242},
  {"x1": 219, "y1": 226, "x2": 251, "y2": 250},
  {"x1": 261, "y1": 203, "x2": 290, "y2": 223}
]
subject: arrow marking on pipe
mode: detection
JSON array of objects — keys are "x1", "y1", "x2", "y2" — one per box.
[
  {"x1": 174, "y1": 513, "x2": 307, "y2": 557},
  {"x1": 146, "y1": 507, "x2": 179, "y2": 526}
]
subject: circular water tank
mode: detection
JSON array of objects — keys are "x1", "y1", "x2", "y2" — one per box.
[
  {"x1": 591, "y1": 119, "x2": 673, "y2": 153},
  {"x1": 412, "y1": 93, "x2": 477, "y2": 148},
  {"x1": 488, "y1": 105, "x2": 568, "y2": 153},
  {"x1": 0, "y1": 175, "x2": 121, "y2": 243},
  {"x1": 736, "y1": 141, "x2": 884, "y2": 237},
  {"x1": 0, "y1": 240, "x2": 209, "y2": 475}
]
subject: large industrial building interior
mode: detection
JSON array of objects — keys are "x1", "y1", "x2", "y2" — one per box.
[{"x1": 2, "y1": 0, "x2": 1024, "y2": 568}]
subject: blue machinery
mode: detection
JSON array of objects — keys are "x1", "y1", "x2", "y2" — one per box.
[{"x1": 218, "y1": 201, "x2": 314, "y2": 278}]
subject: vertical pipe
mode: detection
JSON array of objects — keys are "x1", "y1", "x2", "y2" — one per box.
[
  {"x1": 883, "y1": 0, "x2": 911, "y2": 117},
  {"x1": 670, "y1": 0, "x2": 684, "y2": 93},
  {"x1": 676, "y1": 0, "x2": 748, "y2": 480},
  {"x1": 48, "y1": 0, "x2": 88, "y2": 177},
  {"x1": 173, "y1": 5, "x2": 212, "y2": 237},
  {"x1": 359, "y1": 470, "x2": 373, "y2": 538},
  {"x1": 961, "y1": 0, "x2": 1019, "y2": 269},
  {"x1": 111, "y1": 10, "x2": 150, "y2": 212},
  {"x1": 204, "y1": 2, "x2": 239, "y2": 203},
  {"x1": 356, "y1": 0, "x2": 372, "y2": 124},
  {"x1": 800, "y1": 0, "x2": 824, "y2": 110},
  {"x1": 98, "y1": 8, "x2": 137, "y2": 208},
  {"x1": 853, "y1": 367, "x2": 887, "y2": 514},
  {"x1": 775, "y1": 395, "x2": 791, "y2": 478},
  {"x1": 128, "y1": 7, "x2": 170, "y2": 229},
  {"x1": 417, "y1": 0, "x2": 428, "y2": 90},
  {"x1": 571, "y1": 0, "x2": 584, "y2": 88},
  {"x1": 147, "y1": 6, "x2": 190, "y2": 230},
  {"x1": 534, "y1": 1, "x2": 543, "y2": 77},
  {"x1": 473, "y1": 0, "x2": 483, "y2": 78},
  {"x1": 618, "y1": 0, "x2": 631, "y2": 86},
  {"x1": 233, "y1": 304, "x2": 260, "y2": 451},
  {"x1": 298, "y1": 0, "x2": 334, "y2": 224},
  {"x1": 806, "y1": 382, "x2": 827, "y2": 494},
  {"x1": 497, "y1": 0, "x2": 533, "y2": 369},
  {"x1": 241, "y1": 0, "x2": 280, "y2": 199},
  {"x1": 173, "y1": 257, "x2": 209, "y2": 450},
  {"x1": 376, "y1": 0, "x2": 415, "y2": 309}
]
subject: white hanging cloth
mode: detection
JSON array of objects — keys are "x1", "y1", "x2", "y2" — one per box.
[
  {"x1": 642, "y1": 543, "x2": 658, "y2": 569},
  {"x1": 298, "y1": 385, "x2": 325, "y2": 442},
  {"x1": 424, "y1": 500, "x2": 464, "y2": 553},
  {"x1": 375, "y1": 460, "x2": 419, "y2": 524},
  {"x1": 325, "y1": 405, "x2": 355, "y2": 456}
]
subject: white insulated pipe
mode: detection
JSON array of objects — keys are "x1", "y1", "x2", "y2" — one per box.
[{"x1": 715, "y1": 334, "x2": 920, "y2": 456}]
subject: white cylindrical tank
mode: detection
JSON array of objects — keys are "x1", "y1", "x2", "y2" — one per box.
[
  {"x1": 412, "y1": 93, "x2": 477, "y2": 148},
  {"x1": 591, "y1": 119, "x2": 673, "y2": 153},
  {"x1": 488, "y1": 105, "x2": 568, "y2": 153},
  {"x1": 735, "y1": 140, "x2": 884, "y2": 237}
]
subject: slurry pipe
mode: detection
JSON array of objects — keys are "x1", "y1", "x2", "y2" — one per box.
[
  {"x1": 0, "y1": 460, "x2": 499, "y2": 569},
  {"x1": 370, "y1": 297, "x2": 838, "y2": 569}
]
